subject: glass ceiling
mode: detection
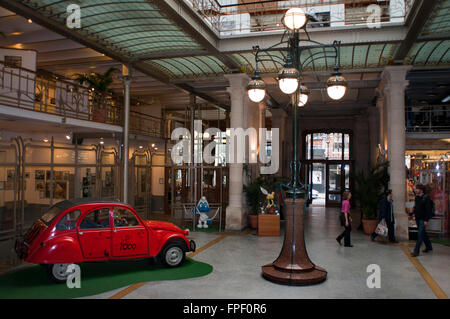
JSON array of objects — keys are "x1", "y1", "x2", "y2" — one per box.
[
  {"x1": 420, "y1": 0, "x2": 450, "y2": 36},
  {"x1": 15, "y1": 0, "x2": 450, "y2": 80},
  {"x1": 22, "y1": 0, "x2": 204, "y2": 57},
  {"x1": 145, "y1": 55, "x2": 230, "y2": 79}
]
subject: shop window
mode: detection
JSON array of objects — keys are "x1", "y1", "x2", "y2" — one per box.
[
  {"x1": 80, "y1": 208, "x2": 110, "y2": 229},
  {"x1": 56, "y1": 209, "x2": 81, "y2": 231},
  {"x1": 113, "y1": 208, "x2": 139, "y2": 227}
]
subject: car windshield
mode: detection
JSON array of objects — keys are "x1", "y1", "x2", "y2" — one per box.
[{"x1": 40, "y1": 205, "x2": 63, "y2": 225}]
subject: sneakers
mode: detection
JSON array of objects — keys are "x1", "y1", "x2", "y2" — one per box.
[
  {"x1": 344, "y1": 244, "x2": 353, "y2": 247},
  {"x1": 423, "y1": 248, "x2": 433, "y2": 253},
  {"x1": 411, "y1": 252, "x2": 419, "y2": 257}
]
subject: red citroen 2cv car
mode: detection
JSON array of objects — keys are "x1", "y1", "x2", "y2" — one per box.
[{"x1": 15, "y1": 198, "x2": 196, "y2": 283}]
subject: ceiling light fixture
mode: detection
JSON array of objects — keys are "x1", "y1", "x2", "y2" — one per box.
[{"x1": 247, "y1": 70, "x2": 266, "y2": 103}]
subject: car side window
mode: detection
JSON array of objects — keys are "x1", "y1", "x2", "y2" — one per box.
[
  {"x1": 56, "y1": 210, "x2": 81, "y2": 231},
  {"x1": 113, "y1": 208, "x2": 139, "y2": 227},
  {"x1": 80, "y1": 208, "x2": 111, "y2": 229}
]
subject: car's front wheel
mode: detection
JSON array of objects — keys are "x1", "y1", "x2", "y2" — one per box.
[
  {"x1": 46, "y1": 263, "x2": 76, "y2": 283},
  {"x1": 160, "y1": 242, "x2": 186, "y2": 268}
]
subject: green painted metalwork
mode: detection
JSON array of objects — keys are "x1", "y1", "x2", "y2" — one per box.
[{"x1": 229, "y1": 43, "x2": 399, "y2": 74}]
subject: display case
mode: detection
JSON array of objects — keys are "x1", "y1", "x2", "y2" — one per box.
[{"x1": 406, "y1": 156, "x2": 449, "y2": 239}]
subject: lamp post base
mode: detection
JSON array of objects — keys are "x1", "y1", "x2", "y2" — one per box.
[
  {"x1": 261, "y1": 264, "x2": 327, "y2": 286},
  {"x1": 261, "y1": 198, "x2": 327, "y2": 286}
]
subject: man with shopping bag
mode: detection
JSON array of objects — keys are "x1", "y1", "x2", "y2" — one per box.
[{"x1": 371, "y1": 190, "x2": 398, "y2": 243}]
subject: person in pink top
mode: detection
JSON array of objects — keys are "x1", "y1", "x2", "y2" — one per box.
[{"x1": 336, "y1": 191, "x2": 353, "y2": 247}]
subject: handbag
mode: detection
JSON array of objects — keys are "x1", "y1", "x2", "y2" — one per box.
[{"x1": 375, "y1": 219, "x2": 388, "y2": 237}]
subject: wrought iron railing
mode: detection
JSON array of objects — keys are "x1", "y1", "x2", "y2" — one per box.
[
  {"x1": 130, "y1": 110, "x2": 165, "y2": 138},
  {"x1": 406, "y1": 105, "x2": 450, "y2": 132},
  {"x1": 0, "y1": 61, "x2": 165, "y2": 138},
  {"x1": 0, "y1": 61, "x2": 122, "y2": 125},
  {"x1": 185, "y1": 0, "x2": 413, "y2": 35}
]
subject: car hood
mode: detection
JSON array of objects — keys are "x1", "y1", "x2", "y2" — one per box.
[{"x1": 144, "y1": 220, "x2": 184, "y2": 233}]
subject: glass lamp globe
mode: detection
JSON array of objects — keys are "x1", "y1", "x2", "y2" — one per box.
[
  {"x1": 247, "y1": 75, "x2": 266, "y2": 103},
  {"x1": 326, "y1": 74, "x2": 347, "y2": 100},
  {"x1": 283, "y1": 7, "x2": 308, "y2": 30},
  {"x1": 278, "y1": 66, "x2": 299, "y2": 95},
  {"x1": 293, "y1": 84, "x2": 310, "y2": 107}
]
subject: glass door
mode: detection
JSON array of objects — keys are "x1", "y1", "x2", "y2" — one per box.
[
  {"x1": 311, "y1": 163, "x2": 326, "y2": 205},
  {"x1": 327, "y1": 164, "x2": 342, "y2": 206}
]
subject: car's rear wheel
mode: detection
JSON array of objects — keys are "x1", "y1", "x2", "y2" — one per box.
[
  {"x1": 160, "y1": 242, "x2": 186, "y2": 268},
  {"x1": 46, "y1": 263, "x2": 76, "y2": 283}
]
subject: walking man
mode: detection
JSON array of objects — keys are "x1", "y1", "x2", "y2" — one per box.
[
  {"x1": 371, "y1": 190, "x2": 398, "y2": 243},
  {"x1": 411, "y1": 184, "x2": 433, "y2": 257}
]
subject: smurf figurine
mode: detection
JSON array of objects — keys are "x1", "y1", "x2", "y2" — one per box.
[{"x1": 196, "y1": 196, "x2": 211, "y2": 229}]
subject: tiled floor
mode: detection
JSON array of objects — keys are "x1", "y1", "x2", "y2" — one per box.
[{"x1": 84, "y1": 206, "x2": 450, "y2": 299}]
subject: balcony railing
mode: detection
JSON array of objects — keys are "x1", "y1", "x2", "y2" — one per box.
[
  {"x1": 130, "y1": 110, "x2": 164, "y2": 138},
  {"x1": 0, "y1": 61, "x2": 122, "y2": 125},
  {"x1": 406, "y1": 105, "x2": 450, "y2": 133},
  {"x1": 186, "y1": 0, "x2": 414, "y2": 35},
  {"x1": 0, "y1": 61, "x2": 164, "y2": 138}
]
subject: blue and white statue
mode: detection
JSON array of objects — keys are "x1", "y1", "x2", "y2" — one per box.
[{"x1": 196, "y1": 196, "x2": 211, "y2": 229}]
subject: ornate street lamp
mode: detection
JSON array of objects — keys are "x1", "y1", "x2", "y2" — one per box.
[
  {"x1": 247, "y1": 7, "x2": 347, "y2": 286},
  {"x1": 278, "y1": 57, "x2": 300, "y2": 95},
  {"x1": 327, "y1": 67, "x2": 348, "y2": 100},
  {"x1": 283, "y1": 7, "x2": 308, "y2": 30},
  {"x1": 247, "y1": 70, "x2": 266, "y2": 103},
  {"x1": 292, "y1": 83, "x2": 310, "y2": 107}
]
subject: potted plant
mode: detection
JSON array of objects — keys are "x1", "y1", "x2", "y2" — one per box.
[
  {"x1": 73, "y1": 67, "x2": 118, "y2": 122},
  {"x1": 353, "y1": 161, "x2": 389, "y2": 235},
  {"x1": 243, "y1": 178, "x2": 264, "y2": 229}
]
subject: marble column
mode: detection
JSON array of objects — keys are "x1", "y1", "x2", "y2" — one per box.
[
  {"x1": 270, "y1": 108, "x2": 287, "y2": 177},
  {"x1": 375, "y1": 91, "x2": 387, "y2": 161},
  {"x1": 367, "y1": 107, "x2": 379, "y2": 167},
  {"x1": 224, "y1": 73, "x2": 250, "y2": 231},
  {"x1": 381, "y1": 66, "x2": 412, "y2": 241}
]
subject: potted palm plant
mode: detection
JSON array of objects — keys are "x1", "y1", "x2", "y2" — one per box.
[
  {"x1": 243, "y1": 178, "x2": 264, "y2": 229},
  {"x1": 353, "y1": 161, "x2": 389, "y2": 235},
  {"x1": 73, "y1": 67, "x2": 118, "y2": 122}
]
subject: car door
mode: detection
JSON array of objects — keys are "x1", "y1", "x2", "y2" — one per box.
[
  {"x1": 78, "y1": 207, "x2": 112, "y2": 260},
  {"x1": 111, "y1": 206, "x2": 148, "y2": 258}
]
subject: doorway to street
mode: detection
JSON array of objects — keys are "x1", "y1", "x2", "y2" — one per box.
[{"x1": 302, "y1": 131, "x2": 353, "y2": 207}]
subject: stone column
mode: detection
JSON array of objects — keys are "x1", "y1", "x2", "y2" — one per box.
[
  {"x1": 381, "y1": 66, "x2": 412, "y2": 242},
  {"x1": 270, "y1": 108, "x2": 287, "y2": 177},
  {"x1": 367, "y1": 107, "x2": 379, "y2": 167},
  {"x1": 258, "y1": 102, "x2": 266, "y2": 130},
  {"x1": 375, "y1": 92, "x2": 387, "y2": 161},
  {"x1": 224, "y1": 73, "x2": 250, "y2": 231}
]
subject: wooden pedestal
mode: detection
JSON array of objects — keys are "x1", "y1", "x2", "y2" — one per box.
[{"x1": 258, "y1": 214, "x2": 280, "y2": 236}]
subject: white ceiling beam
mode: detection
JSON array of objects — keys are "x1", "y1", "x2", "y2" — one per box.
[{"x1": 219, "y1": 24, "x2": 407, "y2": 53}]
